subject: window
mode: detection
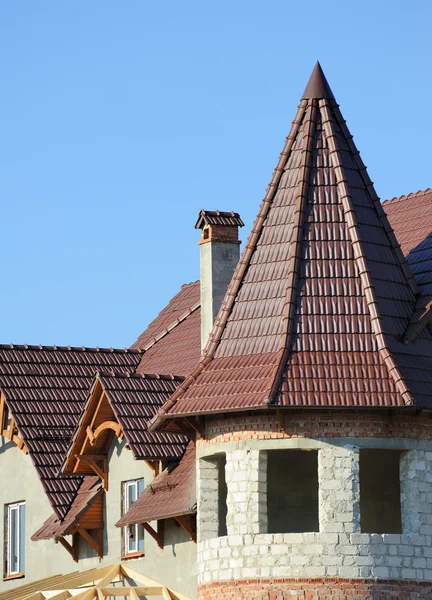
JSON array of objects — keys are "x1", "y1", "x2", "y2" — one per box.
[
  {"x1": 267, "y1": 450, "x2": 319, "y2": 533},
  {"x1": 122, "y1": 479, "x2": 144, "y2": 555},
  {"x1": 216, "y1": 455, "x2": 227, "y2": 537},
  {"x1": 360, "y1": 449, "x2": 402, "y2": 534},
  {"x1": 5, "y1": 502, "x2": 25, "y2": 577}
]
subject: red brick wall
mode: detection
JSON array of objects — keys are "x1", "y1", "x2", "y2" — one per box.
[
  {"x1": 198, "y1": 578, "x2": 432, "y2": 599},
  {"x1": 197, "y1": 410, "x2": 432, "y2": 447}
]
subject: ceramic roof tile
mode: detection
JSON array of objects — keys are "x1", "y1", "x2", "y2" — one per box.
[
  {"x1": 116, "y1": 442, "x2": 195, "y2": 526},
  {"x1": 150, "y1": 63, "x2": 432, "y2": 427},
  {"x1": 31, "y1": 476, "x2": 102, "y2": 541},
  {"x1": 0, "y1": 345, "x2": 142, "y2": 519},
  {"x1": 98, "y1": 372, "x2": 187, "y2": 460},
  {"x1": 131, "y1": 281, "x2": 201, "y2": 377}
]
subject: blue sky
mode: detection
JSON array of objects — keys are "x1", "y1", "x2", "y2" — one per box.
[{"x1": 0, "y1": 1, "x2": 430, "y2": 347}]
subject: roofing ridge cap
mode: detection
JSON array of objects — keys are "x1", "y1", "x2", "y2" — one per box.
[
  {"x1": 148, "y1": 99, "x2": 309, "y2": 431},
  {"x1": 320, "y1": 99, "x2": 414, "y2": 407},
  {"x1": 330, "y1": 101, "x2": 419, "y2": 297},
  {"x1": 0, "y1": 343, "x2": 143, "y2": 354},
  {"x1": 140, "y1": 301, "x2": 200, "y2": 352},
  {"x1": 267, "y1": 99, "x2": 318, "y2": 404},
  {"x1": 97, "y1": 369, "x2": 185, "y2": 382},
  {"x1": 382, "y1": 187, "x2": 432, "y2": 205}
]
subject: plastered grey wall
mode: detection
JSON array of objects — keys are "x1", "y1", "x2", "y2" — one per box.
[
  {"x1": 0, "y1": 438, "x2": 75, "y2": 591},
  {"x1": 0, "y1": 437, "x2": 197, "y2": 598},
  {"x1": 197, "y1": 437, "x2": 432, "y2": 585},
  {"x1": 77, "y1": 437, "x2": 197, "y2": 598}
]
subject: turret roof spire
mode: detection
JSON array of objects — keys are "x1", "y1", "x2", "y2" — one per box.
[
  {"x1": 301, "y1": 61, "x2": 335, "y2": 99},
  {"x1": 150, "y1": 65, "x2": 432, "y2": 430}
]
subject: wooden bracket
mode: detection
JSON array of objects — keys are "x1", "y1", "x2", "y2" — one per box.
[
  {"x1": 142, "y1": 522, "x2": 164, "y2": 549},
  {"x1": 174, "y1": 514, "x2": 196, "y2": 543},
  {"x1": 276, "y1": 409, "x2": 286, "y2": 433},
  {"x1": 145, "y1": 460, "x2": 160, "y2": 477},
  {"x1": 1, "y1": 403, "x2": 27, "y2": 453},
  {"x1": 58, "y1": 534, "x2": 78, "y2": 562},
  {"x1": 183, "y1": 417, "x2": 205, "y2": 440},
  {"x1": 75, "y1": 525, "x2": 103, "y2": 558},
  {"x1": 76, "y1": 455, "x2": 108, "y2": 490}
]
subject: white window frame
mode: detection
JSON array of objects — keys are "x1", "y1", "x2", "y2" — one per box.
[
  {"x1": 123, "y1": 479, "x2": 144, "y2": 556},
  {"x1": 6, "y1": 502, "x2": 25, "y2": 576}
]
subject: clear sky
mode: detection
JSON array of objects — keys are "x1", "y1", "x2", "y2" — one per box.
[{"x1": 0, "y1": 1, "x2": 430, "y2": 348}]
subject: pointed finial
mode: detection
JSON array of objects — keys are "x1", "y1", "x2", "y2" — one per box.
[{"x1": 302, "y1": 61, "x2": 335, "y2": 100}]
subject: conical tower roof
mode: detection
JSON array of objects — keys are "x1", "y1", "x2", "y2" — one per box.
[{"x1": 151, "y1": 64, "x2": 432, "y2": 428}]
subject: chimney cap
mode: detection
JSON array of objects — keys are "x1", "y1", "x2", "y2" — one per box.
[{"x1": 195, "y1": 209, "x2": 244, "y2": 230}]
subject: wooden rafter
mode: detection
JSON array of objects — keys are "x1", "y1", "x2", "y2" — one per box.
[
  {"x1": 142, "y1": 522, "x2": 164, "y2": 549},
  {"x1": 183, "y1": 416, "x2": 205, "y2": 439},
  {"x1": 174, "y1": 515, "x2": 196, "y2": 543},
  {"x1": 75, "y1": 525, "x2": 103, "y2": 558},
  {"x1": 76, "y1": 455, "x2": 108, "y2": 490},
  {"x1": 57, "y1": 536, "x2": 78, "y2": 563},
  {"x1": 0, "y1": 564, "x2": 193, "y2": 600},
  {"x1": 0, "y1": 397, "x2": 28, "y2": 454},
  {"x1": 145, "y1": 460, "x2": 160, "y2": 477}
]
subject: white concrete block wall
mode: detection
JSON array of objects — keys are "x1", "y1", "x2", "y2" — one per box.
[
  {"x1": 197, "y1": 439, "x2": 432, "y2": 585},
  {"x1": 225, "y1": 449, "x2": 267, "y2": 536}
]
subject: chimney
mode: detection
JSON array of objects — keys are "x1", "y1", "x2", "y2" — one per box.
[{"x1": 195, "y1": 210, "x2": 244, "y2": 350}]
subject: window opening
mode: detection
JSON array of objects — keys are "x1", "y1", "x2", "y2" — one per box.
[
  {"x1": 217, "y1": 455, "x2": 227, "y2": 537},
  {"x1": 267, "y1": 450, "x2": 319, "y2": 533},
  {"x1": 122, "y1": 479, "x2": 144, "y2": 555},
  {"x1": 6, "y1": 502, "x2": 25, "y2": 576},
  {"x1": 360, "y1": 449, "x2": 402, "y2": 534}
]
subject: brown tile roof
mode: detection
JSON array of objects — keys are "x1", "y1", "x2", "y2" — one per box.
[
  {"x1": 31, "y1": 476, "x2": 102, "y2": 541},
  {"x1": 116, "y1": 442, "x2": 195, "y2": 526},
  {"x1": 195, "y1": 210, "x2": 244, "y2": 229},
  {"x1": 383, "y1": 188, "x2": 432, "y2": 255},
  {"x1": 0, "y1": 344, "x2": 142, "y2": 519},
  {"x1": 150, "y1": 62, "x2": 432, "y2": 426},
  {"x1": 131, "y1": 281, "x2": 201, "y2": 377},
  {"x1": 384, "y1": 189, "x2": 432, "y2": 301},
  {"x1": 64, "y1": 372, "x2": 187, "y2": 472}
]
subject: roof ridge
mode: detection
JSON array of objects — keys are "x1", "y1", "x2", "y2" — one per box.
[
  {"x1": 267, "y1": 99, "x2": 318, "y2": 403},
  {"x1": 321, "y1": 98, "x2": 414, "y2": 406},
  {"x1": 148, "y1": 98, "x2": 309, "y2": 430},
  {"x1": 97, "y1": 369, "x2": 185, "y2": 382},
  {"x1": 382, "y1": 187, "x2": 432, "y2": 205},
  {"x1": 0, "y1": 343, "x2": 143, "y2": 354},
  {"x1": 329, "y1": 102, "x2": 418, "y2": 298},
  {"x1": 140, "y1": 301, "x2": 200, "y2": 352}
]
